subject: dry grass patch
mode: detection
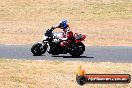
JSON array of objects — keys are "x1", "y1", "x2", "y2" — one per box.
[
  {"x1": 0, "y1": 0, "x2": 132, "y2": 21},
  {"x1": 0, "y1": 59, "x2": 132, "y2": 88},
  {"x1": 0, "y1": 0, "x2": 132, "y2": 45},
  {"x1": 0, "y1": 19, "x2": 132, "y2": 46}
]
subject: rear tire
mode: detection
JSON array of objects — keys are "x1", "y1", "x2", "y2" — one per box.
[
  {"x1": 70, "y1": 42, "x2": 85, "y2": 57},
  {"x1": 31, "y1": 43, "x2": 47, "y2": 56}
]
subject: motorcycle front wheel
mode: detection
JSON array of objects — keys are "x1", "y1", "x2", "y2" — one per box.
[{"x1": 31, "y1": 42, "x2": 47, "y2": 56}]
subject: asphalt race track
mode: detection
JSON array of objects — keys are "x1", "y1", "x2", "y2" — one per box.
[{"x1": 0, "y1": 44, "x2": 132, "y2": 63}]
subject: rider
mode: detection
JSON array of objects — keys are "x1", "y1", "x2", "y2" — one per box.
[
  {"x1": 52, "y1": 19, "x2": 70, "y2": 33},
  {"x1": 52, "y1": 20, "x2": 74, "y2": 47}
]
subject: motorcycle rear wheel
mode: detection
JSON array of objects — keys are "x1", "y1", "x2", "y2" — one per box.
[{"x1": 70, "y1": 42, "x2": 85, "y2": 57}]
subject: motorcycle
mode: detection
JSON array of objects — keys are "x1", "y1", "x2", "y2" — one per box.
[{"x1": 31, "y1": 28, "x2": 86, "y2": 56}]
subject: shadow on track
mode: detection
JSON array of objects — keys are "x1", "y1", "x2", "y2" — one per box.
[{"x1": 52, "y1": 55, "x2": 94, "y2": 58}]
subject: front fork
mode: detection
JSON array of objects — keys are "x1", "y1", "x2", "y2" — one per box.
[{"x1": 38, "y1": 41, "x2": 48, "y2": 50}]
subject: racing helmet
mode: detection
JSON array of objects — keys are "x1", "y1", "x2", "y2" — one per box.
[{"x1": 59, "y1": 20, "x2": 68, "y2": 29}]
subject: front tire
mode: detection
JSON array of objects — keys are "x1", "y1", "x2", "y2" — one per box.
[{"x1": 31, "y1": 43, "x2": 47, "y2": 56}]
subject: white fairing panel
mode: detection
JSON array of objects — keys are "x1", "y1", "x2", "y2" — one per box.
[{"x1": 53, "y1": 32, "x2": 65, "y2": 39}]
